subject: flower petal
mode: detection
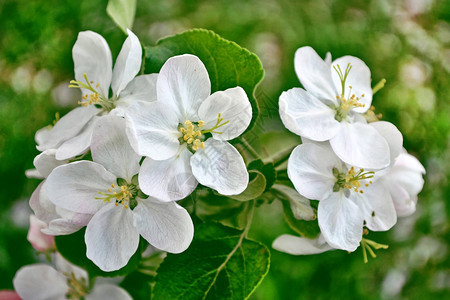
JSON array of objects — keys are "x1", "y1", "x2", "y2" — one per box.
[
  {"x1": 272, "y1": 234, "x2": 333, "y2": 255},
  {"x1": 198, "y1": 87, "x2": 252, "y2": 140},
  {"x1": 86, "y1": 203, "x2": 140, "y2": 271},
  {"x1": 87, "y1": 284, "x2": 133, "y2": 300},
  {"x1": 318, "y1": 192, "x2": 364, "y2": 252},
  {"x1": 139, "y1": 149, "x2": 198, "y2": 201},
  {"x1": 330, "y1": 122, "x2": 390, "y2": 169},
  {"x1": 30, "y1": 181, "x2": 59, "y2": 224},
  {"x1": 353, "y1": 181, "x2": 397, "y2": 231},
  {"x1": 134, "y1": 197, "x2": 194, "y2": 253},
  {"x1": 125, "y1": 101, "x2": 180, "y2": 160},
  {"x1": 73, "y1": 31, "x2": 112, "y2": 98},
  {"x1": 46, "y1": 161, "x2": 116, "y2": 214},
  {"x1": 13, "y1": 264, "x2": 68, "y2": 300},
  {"x1": 370, "y1": 121, "x2": 403, "y2": 166},
  {"x1": 36, "y1": 106, "x2": 99, "y2": 152},
  {"x1": 111, "y1": 29, "x2": 142, "y2": 97},
  {"x1": 157, "y1": 54, "x2": 211, "y2": 121},
  {"x1": 287, "y1": 143, "x2": 340, "y2": 201},
  {"x1": 279, "y1": 87, "x2": 340, "y2": 141},
  {"x1": 91, "y1": 115, "x2": 140, "y2": 182},
  {"x1": 27, "y1": 215, "x2": 55, "y2": 252},
  {"x1": 294, "y1": 46, "x2": 337, "y2": 104},
  {"x1": 331, "y1": 56, "x2": 372, "y2": 113},
  {"x1": 114, "y1": 74, "x2": 158, "y2": 114},
  {"x1": 33, "y1": 149, "x2": 68, "y2": 178},
  {"x1": 191, "y1": 139, "x2": 248, "y2": 195},
  {"x1": 55, "y1": 115, "x2": 99, "y2": 160}
]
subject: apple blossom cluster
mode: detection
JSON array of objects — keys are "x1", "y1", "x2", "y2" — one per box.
[{"x1": 274, "y1": 47, "x2": 426, "y2": 258}]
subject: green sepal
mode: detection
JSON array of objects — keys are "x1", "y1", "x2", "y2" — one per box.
[{"x1": 229, "y1": 170, "x2": 266, "y2": 201}]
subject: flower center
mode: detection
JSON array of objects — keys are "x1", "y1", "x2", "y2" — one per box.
[
  {"x1": 178, "y1": 113, "x2": 229, "y2": 153},
  {"x1": 96, "y1": 182, "x2": 139, "y2": 210},
  {"x1": 332, "y1": 63, "x2": 366, "y2": 121},
  {"x1": 69, "y1": 73, "x2": 115, "y2": 111},
  {"x1": 65, "y1": 272, "x2": 88, "y2": 299},
  {"x1": 333, "y1": 166, "x2": 374, "y2": 194}
]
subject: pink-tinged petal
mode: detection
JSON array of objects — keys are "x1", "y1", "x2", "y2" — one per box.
[
  {"x1": 191, "y1": 139, "x2": 248, "y2": 195},
  {"x1": 36, "y1": 106, "x2": 99, "y2": 152},
  {"x1": 157, "y1": 54, "x2": 211, "y2": 121},
  {"x1": 287, "y1": 143, "x2": 340, "y2": 201},
  {"x1": 0, "y1": 290, "x2": 21, "y2": 300},
  {"x1": 279, "y1": 88, "x2": 340, "y2": 141},
  {"x1": 272, "y1": 234, "x2": 333, "y2": 255},
  {"x1": 55, "y1": 116, "x2": 99, "y2": 160},
  {"x1": 125, "y1": 101, "x2": 180, "y2": 160},
  {"x1": 91, "y1": 116, "x2": 140, "y2": 182},
  {"x1": 318, "y1": 192, "x2": 364, "y2": 252},
  {"x1": 73, "y1": 31, "x2": 112, "y2": 98},
  {"x1": 353, "y1": 181, "x2": 397, "y2": 231},
  {"x1": 111, "y1": 29, "x2": 142, "y2": 97},
  {"x1": 86, "y1": 203, "x2": 140, "y2": 271},
  {"x1": 370, "y1": 121, "x2": 403, "y2": 165},
  {"x1": 198, "y1": 87, "x2": 252, "y2": 141},
  {"x1": 27, "y1": 215, "x2": 55, "y2": 252},
  {"x1": 13, "y1": 264, "x2": 68, "y2": 300},
  {"x1": 331, "y1": 56, "x2": 372, "y2": 113},
  {"x1": 33, "y1": 149, "x2": 68, "y2": 178},
  {"x1": 139, "y1": 150, "x2": 198, "y2": 201},
  {"x1": 46, "y1": 161, "x2": 116, "y2": 214},
  {"x1": 330, "y1": 122, "x2": 390, "y2": 169},
  {"x1": 87, "y1": 284, "x2": 133, "y2": 300},
  {"x1": 134, "y1": 198, "x2": 194, "y2": 253},
  {"x1": 294, "y1": 47, "x2": 337, "y2": 104}
]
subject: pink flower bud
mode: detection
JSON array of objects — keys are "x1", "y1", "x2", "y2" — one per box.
[{"x1": 27, "y1": 215, "x2": 55, "y2": 252}]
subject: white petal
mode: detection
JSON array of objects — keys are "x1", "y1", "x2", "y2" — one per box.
[
  {"x1": 30, "y1": 181, "x2": 59, "y2": 224},
  {"x1": 294, "y1": 47, "x2": 337, "y2": 104},
  {"x1": 330, "y1": 122, "x2": 390, "y2": 169},
  {"x1": 73, "y1": 31, "x2": 112, "y2": 98},
  {"x1": 43, "y1": 219, "x2": 85, "y2": 236},
  {"x1": 134, "y1": 198, "x2": 194, "y2": 253},
  {"x1": 54, "y1": 253, "x2": 88, "y2": 282},
  {"x1": 35, "y1": 125, "x2": 52, "y2": 147},
  {"x1": 287, "y1": 143, "x2": 340, "y2": 201},
  {"x1": 111, "y1": 29, "x2": 142, "y2": 96},
  {"x1": 279, "y1": 88, "x2": 340, "y2": 141},
  {"x1": 33, "y1": 149, "x2": 68, "y2": 178},
  {"x1": 87, "y1": 284, "x2": 133, "y2": 300},
  {"x1": 13, "y1": 264, "x2": 68, "y2": 300},
  {"x1": 370, "y1": 121, "x2": 403, "y2": 165},
  {"x1": 86, "y1": 203, "x2": 140, "y2": 271},
  {"x1": 318, "y1": 192, "x2": 364, "y2": 251},
  {"x1": 125, "y1": 101, "x2": 180, "y2": 160},
  {"x1": 198, "y1": 87, "x2": 252, "y2": 140},
  {"x1": 139, "y1": 149, "x2": 198, "y2": 201},
  {"x1": 46, "y1": 161, "x2": 116, "y2": 214},
  {"x1": 331, "y1": 56, "x2": 372, "y2": 113},
  {"x1": 115, "y1": 74, "x2": 158, "y2": 115},
  {"x1": 55, "y1": 115, "x2": 99, "y2": 160},
  {"x1": 25, "y1": 169, "x2": 43, "y2": 179},
  {"x1": 353, "y1": 181, "x2": 397, "y2": 231},
  {"x1": 36, "y1": 106, "x2": 99, "y2": 151},
  {"x1": 273, "y1": 184, "x2": 315, "y2": 221},
  {"x1": 157, "y1": 54, "x2": 211, "y2": 121},
  {"x1": 91, "y1": 115, "x2": 140, "y2": 182},
  {"x1": 191, "y1": 139, "x2": 248, "y2": 195},
  {"x1": 272, "y1": 234, "x2": 333, "y2": 255}
]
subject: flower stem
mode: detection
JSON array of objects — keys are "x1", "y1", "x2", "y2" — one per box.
[{"x1": 238, "y1": 137, "x2": 261, "y2": 160}]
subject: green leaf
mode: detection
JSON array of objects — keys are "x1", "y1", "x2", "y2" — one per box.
[
  {"x1": 120, "y1": 271, "x2": 153, "y2": 300},
  {"x1": 55, "y1": 228, "x2": 142, "y2": 278},
  {"x1": 247, "y1": 159, "x2": 276, "y2": 191},
  {"x1": 229, "y1": 170, "x2": 266, "y2": 201},
  {"x1": 106, "y1": 0, "x2": 137, "y2": 33},
  {"x1": 152, "y1": 222, "x2": 270, "y2": 300},
  {"x1": 144, "y1": 29, "x2": 264, "y2": 131}
]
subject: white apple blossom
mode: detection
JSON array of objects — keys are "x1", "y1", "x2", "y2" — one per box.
[
  {"x1": 279, "y1": 46, "x2": 392, "y2": 169},
  {"x1": 13, "y1": 255, "x2": 132, "y2": 300},
  {"x1": 36, "y1": 29, "x2": 157, "y2": 160},
  {"x1": 288, "y1": 142, "x2": 398, "y2": 251},
  {"x1": 382, "y1": 150, "x2": 426, "y2": 217},
  {"x1": 45, "y1": 116, "x2": 194, "y2": 271},
  {"x1": 125, "y1": 54, "x2": 251, "y2": 201},
  {"x1": 273, "y1": 234, "x2": 333, "y2": 255}
]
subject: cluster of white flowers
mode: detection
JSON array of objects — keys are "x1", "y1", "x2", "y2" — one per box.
[
  {"x1": 274, "y1": 46, "x2": 425, "y2": 256},
  {"x1": 24, "y1": 28, "x2": 252, "y2": 282}
]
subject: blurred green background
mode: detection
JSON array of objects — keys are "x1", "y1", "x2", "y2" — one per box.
[{"x1": 0, "y1": 0, "x2": 448, "y2": 298}]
